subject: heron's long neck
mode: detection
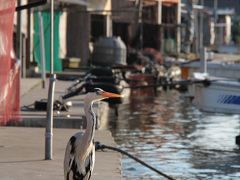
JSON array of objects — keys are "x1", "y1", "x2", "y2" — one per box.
[{"x1": 83, "y1": 101, "x2": 96, "y2": 144}]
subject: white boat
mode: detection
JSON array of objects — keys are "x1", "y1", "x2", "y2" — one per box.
[
  {"x1": 181, "y1": 60, "x2": 240, "y2": 80},
  {"x1": 190, "y1": 73, "x2": 240, "y2": 114}
]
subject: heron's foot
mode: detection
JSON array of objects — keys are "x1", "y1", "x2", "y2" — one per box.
[{"x1": 95, "y1": 141, "x2": 105, "y2": 151}]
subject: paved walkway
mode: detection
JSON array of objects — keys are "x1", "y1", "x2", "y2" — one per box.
[
  {"x1": 0, "y1": 78, "x2": 122, "y2": 180},
  {"x1": 0, "y1": 127, "x2": 121, "y2": 180}
]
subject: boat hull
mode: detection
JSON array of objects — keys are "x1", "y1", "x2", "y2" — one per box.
[{"x1": 192, "y1": 80, "x2": 240, "y2": 114}]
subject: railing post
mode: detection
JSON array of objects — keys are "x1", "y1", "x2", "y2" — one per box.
[
  {"x1": 45, "y1": 0, "x2": 55, "y2": 160},
  {"x1": 45, "y1": 74, "x2": 56, "y2": 160}
]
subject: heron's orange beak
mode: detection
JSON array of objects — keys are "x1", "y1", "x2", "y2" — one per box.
[{"x1": 102, "y1": 91, "x2": 122, "y2": 98}]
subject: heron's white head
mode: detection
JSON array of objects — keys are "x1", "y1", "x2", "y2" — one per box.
[{"x1": 85, "y1": 88, "x2": 122, "y2": 103}]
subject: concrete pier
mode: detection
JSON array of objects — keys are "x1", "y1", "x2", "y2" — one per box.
[
  {"x1": 0, "y1": 78, "x2": 122, "y2": 180},
  {"x1": 18, "y1": 79, "x2": 109, "y2": 129},
  {"x1": 0, "y1": 127, "x2": 121, "y2": 180},
  {"x1": 20, "y1": 78, "x2": 109, "y2": 129}
]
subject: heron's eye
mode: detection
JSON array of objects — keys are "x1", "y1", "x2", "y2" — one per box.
[
  {"x1": 94, "y1": 88, "x2": 104, "y2": 95},
  {"x1": 96, "y1": 91, "x2": 101, "y2": 95}
]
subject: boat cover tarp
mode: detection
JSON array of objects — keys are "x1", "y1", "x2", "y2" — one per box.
[
  {"x1": 0, "y1": 0, "x2": 20, "y2": 125},
  {"x1": 33, "y1": 10, "x2": 62, "y2": 72}
]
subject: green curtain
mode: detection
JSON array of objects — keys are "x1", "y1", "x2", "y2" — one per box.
[{"x1": 33, "y1": 11, "x2": 62, "y2": 72}]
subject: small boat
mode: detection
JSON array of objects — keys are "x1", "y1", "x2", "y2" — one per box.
[
  {"x1": 181, "y1": 59, "x2": 240, "y2": 80},
  {"x1": 189, "y1": 73, "x2": 240, "y2": 114}
]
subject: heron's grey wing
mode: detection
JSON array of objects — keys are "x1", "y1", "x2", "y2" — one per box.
[
  {"x1": 64, "y1": 136, "x2": 76, "y2": 179},
  {"x1": 64, "y1": 132, "x2": 86, "y2": 180}
]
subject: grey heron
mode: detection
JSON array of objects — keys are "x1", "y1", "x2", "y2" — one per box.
[{"x1": 64, "y1": 88, "x2": 121, "y2": 180}]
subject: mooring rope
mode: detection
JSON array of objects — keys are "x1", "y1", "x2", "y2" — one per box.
[{"x1": 95, "y1": 141, "x2": 176, "y2": 180}]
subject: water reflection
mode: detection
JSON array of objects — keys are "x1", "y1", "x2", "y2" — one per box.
[{"x1": 108, "y1": 90, "x2": 240, "y2": 180}]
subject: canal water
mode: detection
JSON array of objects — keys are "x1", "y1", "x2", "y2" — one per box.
[{"x1": 108, "y1": 90, "x2": 240, "y2": 180}]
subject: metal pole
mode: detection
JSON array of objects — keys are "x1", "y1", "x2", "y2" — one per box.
[
  {"x1": 38, "y1": 11, "x2": 46, "y2": 88},
  {"x1": 200, "y1": 47, "x2": 207, "y2": 73},
  {"x1": 45, "y1": 74, "x2": 56, "y2": 160},
  {"x1": 194, "y1": 10, "x2": 199, "y2": 55},
  {"x1": 45, "y1": 0, "x2": 55, "y2": 160},
  {"x1": 17, "y1": 0, "x2": 23, "y2": 76},
  {"x1": 106, "y1": 14, "x2": 112, "y2": 37},
  {"x1": 50, "y1": 0, "x2": 54, "y2": 75},
  {"x1": 26, "y1": 0, "x2": 31, "y2": 77}
]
